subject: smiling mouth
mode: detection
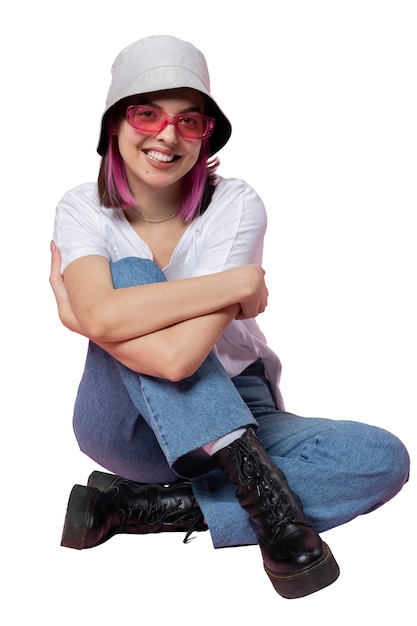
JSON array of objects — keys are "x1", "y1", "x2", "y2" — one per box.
[{"x1": 144, "y1": 150, "x2": 179, "y2": 163}]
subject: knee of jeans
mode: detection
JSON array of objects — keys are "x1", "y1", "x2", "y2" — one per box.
[
  {"x1": 344, "y1": 423, "x2": 410, "y2": 491},
  {"x1": 110, "y1": 257, "x2": 167, "y2": 288},
  {"x1": 382, "y1": 430, "x2": 410, "y2": 488}
]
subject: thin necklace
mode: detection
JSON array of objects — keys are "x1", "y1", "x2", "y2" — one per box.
[{"x1": 130, "y1": 207, "x2": 178, "y2": 223}]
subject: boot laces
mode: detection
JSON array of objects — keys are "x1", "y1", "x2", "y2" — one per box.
[
  {"x1": 183, "y1": 514, "x2": 205, "y2": 544},
  {"x1": 114, "y1": 486, "x2": 205, "y2": 542},
  {"x1": 231, "y1": 441, "x2": 299, "y2": 535}
]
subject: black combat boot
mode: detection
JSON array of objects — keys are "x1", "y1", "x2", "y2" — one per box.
[
  {"x1": 214, "y1": 428, "x2": 340, "y2": 598},
  {"x1": 61, "y1": 472, "x2": 208, "y2": 550}
]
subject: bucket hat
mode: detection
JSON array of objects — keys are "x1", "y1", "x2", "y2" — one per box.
[{"x1": 97, "y1": 35, "x2": 232, "y2": 156}]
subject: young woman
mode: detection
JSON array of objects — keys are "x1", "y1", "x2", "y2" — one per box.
[{"x1": 50, "y1": 35, "x2": 409, "y2": 599}]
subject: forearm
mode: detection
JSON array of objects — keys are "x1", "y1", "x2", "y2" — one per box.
[
  {"x1": 64, "y1": 256, "x2": 264, "y2": 342},
  {"x1": 52, "y1": 289, "x2": 237, "y2": 379},
  {"x1": 93, "y1": 304, "x2": 239, "y2": 381}
]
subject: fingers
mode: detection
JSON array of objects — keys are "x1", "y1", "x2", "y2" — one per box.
[
  {"x1": 49, "y1": 240, "x2": 64, "y2": 294},
  {"x1": 235, "y1": 278, "x2": 268, "y2": 320}
]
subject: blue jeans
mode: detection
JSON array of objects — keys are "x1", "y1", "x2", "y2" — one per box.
[{"x1": 72, "y1": 258, "x2": 410, "y2": 548}]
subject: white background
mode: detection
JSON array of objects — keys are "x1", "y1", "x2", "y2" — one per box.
[{"x1": 2, "y1": 1, "x2": 415, "y2": 624}]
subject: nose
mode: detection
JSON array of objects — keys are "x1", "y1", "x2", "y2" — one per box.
[{"x1": 156, "y1": 120, "x2": 179, "y2": 144}]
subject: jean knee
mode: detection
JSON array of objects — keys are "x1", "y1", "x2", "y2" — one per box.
[
  {"x1": 381, "y1": 429, "x2": 410, "y2": 488},
  {"x1": 110, "y1": 257, "x2": 167, "y2": 289},
  {"x1": 352, "y1": 423, "x2": 410, "y2": 502}
]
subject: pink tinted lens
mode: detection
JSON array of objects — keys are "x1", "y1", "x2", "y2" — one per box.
[{"x1": 126, "y1": 106, "x2": 214, "y2": 138}]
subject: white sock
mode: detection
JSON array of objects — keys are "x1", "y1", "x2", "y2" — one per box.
[{"x1": 202, "y1": 428, "x2": 247, "y2": 456}]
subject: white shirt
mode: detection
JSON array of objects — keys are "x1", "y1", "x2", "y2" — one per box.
[{"x1": 54, "y1": 176, "x2": 284, "y2": 408}]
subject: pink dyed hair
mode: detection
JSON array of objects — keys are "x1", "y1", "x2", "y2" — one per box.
[{"x1": 101, "y1": 128, "x2": 214, "y2": 223}]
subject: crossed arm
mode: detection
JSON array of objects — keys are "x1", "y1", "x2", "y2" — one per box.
[{"x1": 49, "y1": 242, "x2": 268, "y2": 381}]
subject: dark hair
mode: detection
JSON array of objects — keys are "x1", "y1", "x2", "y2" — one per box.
[{"x1": 97, "y1": 98, "x2": 219, "y2": 222}]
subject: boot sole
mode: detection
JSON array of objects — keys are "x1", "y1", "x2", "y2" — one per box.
[
  {"x1": 61, "y1": 485, "x2": 98, "y2": 550},
  {"x1": 264, "y1": 542, "x2": 340, "y2": 599}
]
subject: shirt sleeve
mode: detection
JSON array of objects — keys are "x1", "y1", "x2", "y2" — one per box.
[
  {"x1": 53, "y1": 185, "x2": 112, "y2": 272},
  {"x1": 189, "y1": 178, "x2": 267, "y2": 277}
]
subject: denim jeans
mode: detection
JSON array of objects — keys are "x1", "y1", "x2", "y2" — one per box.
[{"x1": 72, "y1": 257, "x2": 410, "y2": 548}]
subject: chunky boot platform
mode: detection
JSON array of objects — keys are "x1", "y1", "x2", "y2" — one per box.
[
  {"x1": 61, "y1": 472, "x2": 207, "y2": 550},
  {"x1": 214, "y1": 429, "x2": 340, "y2": 598}
]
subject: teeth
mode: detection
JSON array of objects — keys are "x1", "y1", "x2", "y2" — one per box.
[{"x1": 145, "y1": 150, "x2": 175, "y2": 163}]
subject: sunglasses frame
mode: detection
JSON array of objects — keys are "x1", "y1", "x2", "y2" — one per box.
[{"x1": 126, "y1": 105, "x2": 215, "y2": 139}]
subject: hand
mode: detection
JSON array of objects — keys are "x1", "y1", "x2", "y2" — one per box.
[
  {"x1": 49, "y1": 241, "x2": 84, "y2": 334},
  {"x1": 235, "y1": 264, "x2": 269, "y2": 320}
]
